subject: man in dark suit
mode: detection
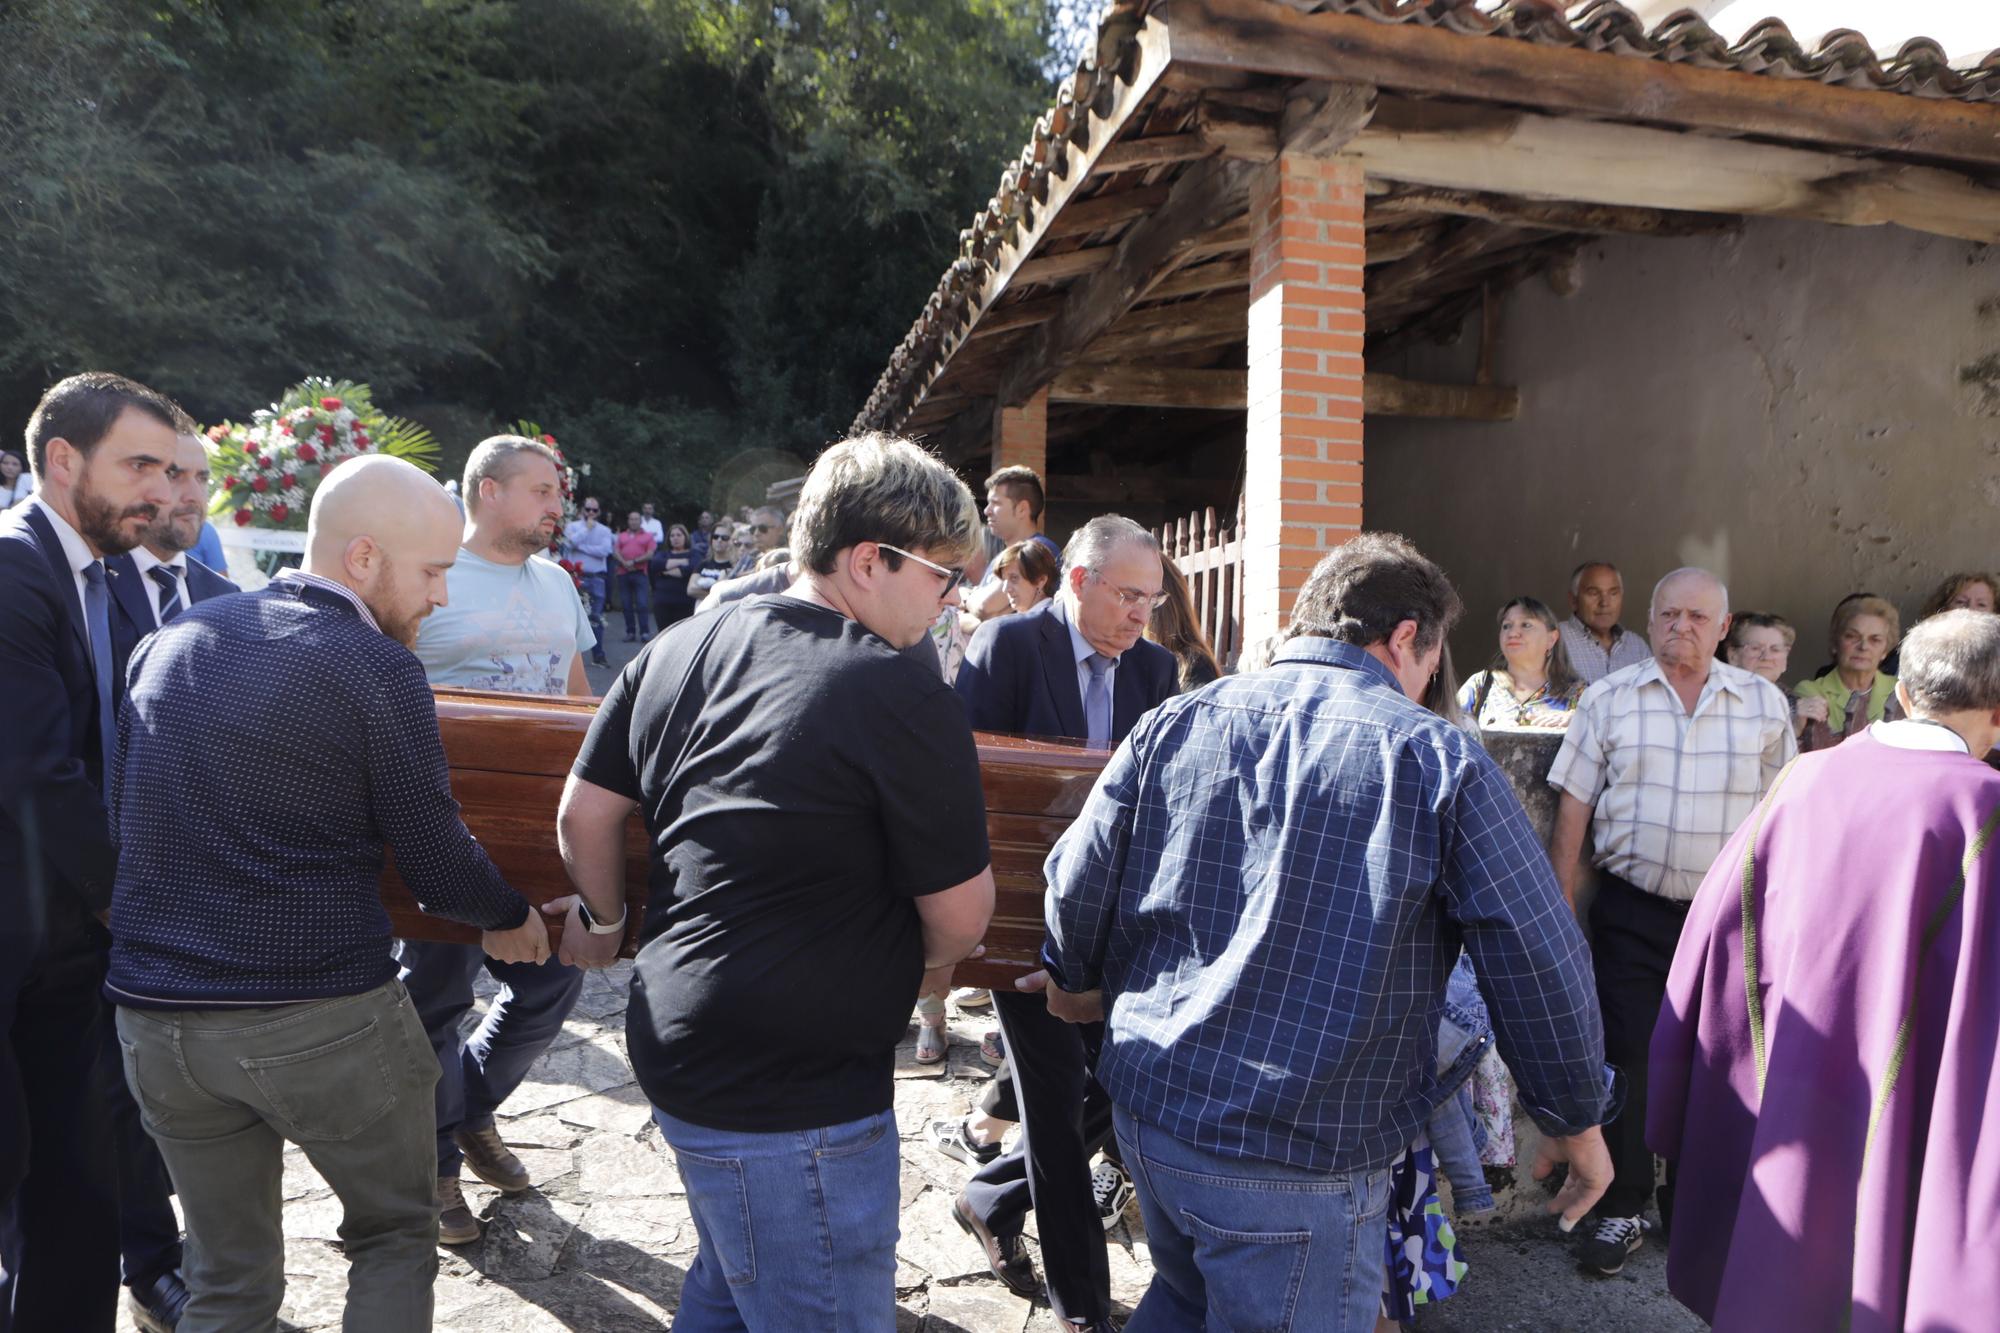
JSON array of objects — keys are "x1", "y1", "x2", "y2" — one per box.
[
  {"x1": 951, "y1": 515, "x2": 1176, "y2": 1332},
  {"x1": 99, "y1": 428, "x2": 235, "y2": 1333},
  {"x1": 0, "y1": 372, "x2": 186, "y2": 1333}
]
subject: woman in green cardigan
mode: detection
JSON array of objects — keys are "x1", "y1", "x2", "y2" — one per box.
[{"x1": 1794, "y1": 594, "x2": 1901, "y2": 748}]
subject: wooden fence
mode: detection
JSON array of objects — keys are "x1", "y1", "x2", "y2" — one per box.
[{"x1": 1156, "y1": 496, "x2": 1247, "y2": 670}]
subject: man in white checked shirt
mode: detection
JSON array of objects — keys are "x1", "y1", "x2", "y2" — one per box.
[{"x1": 1546, "y1": 566, "x2": 1794, "y2": 1278}]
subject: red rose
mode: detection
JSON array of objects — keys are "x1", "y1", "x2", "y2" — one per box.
[
  {"x1": 234, "y1": 508, "x2": 252, "y2": 526},
  {"x1": 269, "y1": 504, "x2": 289, "y2": 523},
  {"x1": 244, "y1": 440, "x2": 259, "y2": 455},
  {"x1": 260, "y1": 453, "x2": 276, "y2": 469},
  {"x1": 540, "y1": 434, "x2": 556, "y2": 445},
  {"x1": 354, "y1": 437, "x2": 370, "y2": 451},
  {"x1": 296, "y1": 442, "x2": 318, "y2": 463},
  {"x1": 317, "y1": 425, "x2": 334, "y2": 444},
  {"x1": 276, "y1": 422, "x2": 291, "y2": 435},
  {"x1": 281, "y1": 473, "x2": 296, "y2": 488},
  {"x1": 251, "y1": 476, "x2": 269, "y2": 493},
  {"x1": 320, "y1": 397, "x2": 343, "y2": 411}
]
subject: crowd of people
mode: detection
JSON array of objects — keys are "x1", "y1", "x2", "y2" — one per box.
[{"x1": 5, "y1": 368, "x2": 2000, "y2": 1333}]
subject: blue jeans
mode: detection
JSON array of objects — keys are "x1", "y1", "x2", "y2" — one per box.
[
  {"x1": 619, "y1": 571, "x2": 652, "y2": 637},
  {"x1": 580, "y1": 571, "x2": 607, "y2": 657},
  {"x1": 397, "y1": 941, "x2": 585, "y2": 1175},
  {"x1": 1115, "y1": 1105, "x2": 1391, "y2": 1333},
  {"x1": 653, "y1": 1105, "x2": 900, "y2": 1332}
]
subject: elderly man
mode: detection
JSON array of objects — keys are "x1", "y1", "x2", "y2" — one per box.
[
  {"x1": 0, "y1": 372, "x2": 185, "y2": 1331},
  {"x1": 554, "y1": 434, "x2": 994, "y2": 1331},
  {"x1": 1560, "y1": 560, "x2": 1652, "y2": 685},
  {"x1": 403, "y1": 435, "x2": 597, "y2": 1244},
  {"x1": 1649, "y1": 609, "x2": 2000, "y2": 1330},
  {"x1": 950, "y1": 515, "x2": 1177, "y2": 1331},
  {"x1": 1043, "y1": 533, "x2": 1615, "y2": 1331},
  {"x1": 108, "y1": 455, "x2": 551, "y2": 1332},
  {"x1": 1547, "y1": 566, "x2": 1794, "y2": 1275}
]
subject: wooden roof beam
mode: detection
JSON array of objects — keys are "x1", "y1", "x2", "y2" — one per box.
[
  {"x1": 1048, "y1": 365, "x2": 1519, "y2": 420},
  {"x1": 1346, "y1": 100, "x2": 2000, "y2": 246},
  {"x1": 1370, "y1": 188, "x2": 1738, "y2": 238},
  {"x1": 1166, "y1": 0, "x2": 2000, "y2": 170}
]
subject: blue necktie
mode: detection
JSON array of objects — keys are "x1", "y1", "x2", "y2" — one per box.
[
  {"x1": 149, "y1": 564, "x2": 183, "y2": 624},
  {"x1": 1085, "y1": 652, "x2": 1113, "y2": 746},
  {"x1": 82, "y1": 560, "x2": 116, "y2": 781}
]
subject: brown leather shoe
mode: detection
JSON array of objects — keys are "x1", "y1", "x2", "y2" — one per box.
[
  {"x1": 952, "y1": 1190, "x2": 1038, "y2": 1297},
  {"x1": 454, "y1": 1124, "x2": 531, "y2": 1194},
  {"x1": 436, "y1": 1175, "x2": 482, "y2": 1246}
]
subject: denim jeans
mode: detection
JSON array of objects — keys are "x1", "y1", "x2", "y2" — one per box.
[
  {"x1": 1114, "y1": 1106, "x2": 1391, "y2": 1333},
  {"x1": 114, "y1": 981, "x2": 440, "y2": 1333},
  {"x1": 580, "y1": 571, "x2": 608, "y2": 656},
  {"x1": 396, "y1": 940, "x2": 585, "y2": 1175},
  {"x1": 618, "y1": 571, "x2": 653, "y2": 637},
  {"x1": 653, "y1": 1105, "x2": 900, "y2": 1332}
]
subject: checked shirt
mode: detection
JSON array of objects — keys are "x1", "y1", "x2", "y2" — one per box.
[{"x1": 1041, "y1": 637, "x2": 1612, "y2": 1173}]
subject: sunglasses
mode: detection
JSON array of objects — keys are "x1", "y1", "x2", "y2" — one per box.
[
  {"x1": 582, "y1": 506, "x2": 600, "y2": 513},
  {"x1": 876, "y1": 542, "x2": 965, "y2": 598},
  {"x1": 751, "y1": 523, "x2": 776, "y2": 534}
]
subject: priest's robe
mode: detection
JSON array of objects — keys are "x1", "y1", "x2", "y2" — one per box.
[{"x1": 1648, "y1": 725, "x2": 2000, "y2": 1332}]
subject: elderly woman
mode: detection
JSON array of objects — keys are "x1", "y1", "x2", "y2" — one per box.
[
  {"x1": 1726, "y1": 612, "x2": 1825, "y2": 738},
  {"x1": 990, "y1": 537, "x2": 1059, "y2": 615},
  {"x1": 1795, "y1": 595, "x2": 1902, "y2": 747},
  {"x1": 1918, "y1": 571, "x2": 1999, "y2": 619},
  {"x1": 1456, "y1": 596, "x2": 1584, "y2": 728}
]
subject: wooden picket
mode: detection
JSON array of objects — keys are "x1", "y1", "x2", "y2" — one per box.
[{"x1": 1155, "y1": 495, "x2": 1247, "y2": 670}]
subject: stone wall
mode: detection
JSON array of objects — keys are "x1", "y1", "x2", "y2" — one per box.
[{"x1": 1367, "y1": 217, "x2": 1999, "y2": 675}]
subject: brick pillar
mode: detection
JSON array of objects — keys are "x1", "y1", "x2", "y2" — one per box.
[
  {"x1": 991, "y1": 387, "x2": 1049, "y2": 477},
  {"x1": 1242, "y1": 152, "x2": 1365, "y2": 647}
]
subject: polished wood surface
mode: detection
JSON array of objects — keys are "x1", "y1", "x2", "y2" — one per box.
[{"x1": 383, "y1": 688, "x2": 1109, "y2": 985}]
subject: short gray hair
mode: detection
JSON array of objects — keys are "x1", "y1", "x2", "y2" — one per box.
[
  {"x1": 1062, "y1": 515, "x2": 1157, "y2": 580},
  {"x1": 792, "y1": 432, "x2": 979, "y2": 574},
  {"x1": 1650, "y1": 567, "x2": 1729, "y2": 618},
  {"x1": 1570, "y1": 560, "x2": 1618, "y2": 598},
  {"x1": 1898, "y1": 610, "x2": 2000, "y2": 715},
  {"x1": 463, "y1": 434, "x2": 562, "y2": 515}
]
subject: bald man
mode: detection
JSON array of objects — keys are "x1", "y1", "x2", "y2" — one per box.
[{"x1": 105, "y1": 455, "x2": 553, "y2": 1330}]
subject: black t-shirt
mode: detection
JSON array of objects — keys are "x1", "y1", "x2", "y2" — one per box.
[{"x1": 572, "y1": 596, "x2": 991, "y2": 1131}]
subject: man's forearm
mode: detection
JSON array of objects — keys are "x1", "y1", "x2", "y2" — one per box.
[
  {"x1": 557, "y1": 806, "x2": 629, "y2": 923},
  {"x1": 920, "y1": 920, "x2": 985, "y2": 970},
  {"x1": 1548, "y1": 793, "x2": 1592, "y2": 907}
]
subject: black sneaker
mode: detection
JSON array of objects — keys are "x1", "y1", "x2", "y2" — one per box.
[
  {"x1": 126, "y1": 1268, "x2": 190, "y2": 1333},
  {"x1": 1091, "y1": 1159, "x2": 1135, "y2": 1230},
  {"x1": 1576, "y1": 1215, "x2": 1650, "y2": 1275}
]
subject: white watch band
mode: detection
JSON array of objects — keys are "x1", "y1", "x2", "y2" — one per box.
[{"x1": 581, "y1": 905, "x2": 627, "y2": 936}]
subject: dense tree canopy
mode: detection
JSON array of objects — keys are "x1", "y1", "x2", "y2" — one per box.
[{"x1": 0, "y1": 0, "x2": 1071, "y2": 515}]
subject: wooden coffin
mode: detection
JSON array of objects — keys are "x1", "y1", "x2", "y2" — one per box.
[{"x1": 380, "y1": 687, "x2": 1110, "y2": 987}]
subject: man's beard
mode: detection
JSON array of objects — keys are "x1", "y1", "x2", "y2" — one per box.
[
  {"x1": 73, "y1": 467, "x2": 156, "y2": 555},
  {"x1": 147, "y1": 505, "x2": 203, "y2": 555},
  {"x1": 363, "y1": 563, "x2": 430, "y2": 648},
  {"x1": 501, "y1": 521, "x2": 554, "y2": 558}
]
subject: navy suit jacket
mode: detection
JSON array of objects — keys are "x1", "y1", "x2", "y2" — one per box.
[
  {"x1": 107, "y1": 551, "x2": 239, "y2": 690},
  {"x1": 0, "y1": 502, "x2": 119, "y2": 942},
  {"x1": 954, "y1": 598, "x2": 1177, "y2": 746}
]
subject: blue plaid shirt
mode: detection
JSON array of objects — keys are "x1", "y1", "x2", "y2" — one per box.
[{"x1": 1043, "y1": 637, "x2": 1612, "y2": 1172}]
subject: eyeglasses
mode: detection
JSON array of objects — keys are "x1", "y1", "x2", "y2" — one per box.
[
  {"x1": 751, "y1": 523, "x2": 776, "y2": 534},
  {"x1": 876, "y1": 543, "x2": 965, "y2": 598},
  {"x1": 582, "y1": 505, "x2": 599, "y2": 513},
  {"x1": 1086, "y1": 569, "x2": 1168, "y2": 611}
]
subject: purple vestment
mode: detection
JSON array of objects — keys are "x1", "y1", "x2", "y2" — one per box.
[{"x1": 1649, "y1": 730, "x2": 2000, "y2": 1331}]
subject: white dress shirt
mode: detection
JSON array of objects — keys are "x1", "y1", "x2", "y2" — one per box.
[
  {"x1": 1872, "y1": 718, "x2": 1972, "y2": 754},
  {"x1": 129, "y1": 545, "x2": 190, "y2": 627},
  {"x1": 31, "y1": 496, "x2": 97, "y2": 611}
]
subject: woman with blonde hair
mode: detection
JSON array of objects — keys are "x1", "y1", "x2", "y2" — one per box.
[
  {"x1": 1794, "y1": 594, "x2": 1902, "y2": 748},
  {"x1": 1147, "y1": 558, "x2": 1222, "y2": 691}
]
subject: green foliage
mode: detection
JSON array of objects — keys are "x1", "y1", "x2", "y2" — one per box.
[{"x1": 0, "y1": 0, "x2": 1057, "y2": 519}]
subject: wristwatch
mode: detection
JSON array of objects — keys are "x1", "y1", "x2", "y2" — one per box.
[{"x1": 575, "y1": 900, "x2": 627, "y2": 936}]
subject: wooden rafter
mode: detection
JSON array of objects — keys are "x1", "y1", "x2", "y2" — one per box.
[
  {"x1": 1166, "y1": 0, "x2": 2000, "y2": 169},
  {"x1": 1370, "y1": 187, "x2": 1738, "y2": 238},
  {"x1": 1047, "y1": 365, "x2": 1519, "y2": 420}
]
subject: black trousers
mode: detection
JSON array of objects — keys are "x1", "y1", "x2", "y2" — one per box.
[
  {"x1": 1590, "y1": 872, "x2": 1689, "y2": 1223},
  {"x1": 961, "y1": 989, "x2": 1112, "y2": 1323},
  {"x1": 0, "y1": 920, "x2": 120, "y2": 1332}
]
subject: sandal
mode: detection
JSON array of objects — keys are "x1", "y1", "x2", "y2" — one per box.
[{"x1": 915, "y1": 1021, "x2": 948, "y2": 1064}]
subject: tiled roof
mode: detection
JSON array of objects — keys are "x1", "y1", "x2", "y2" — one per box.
[{"x1": 855, "y1": 1, "x2": 2000, "y2": 434}]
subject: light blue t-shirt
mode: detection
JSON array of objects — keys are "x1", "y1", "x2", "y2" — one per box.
[{"x1": 414, "y1": 548, "x2": 597, "y2": 695}]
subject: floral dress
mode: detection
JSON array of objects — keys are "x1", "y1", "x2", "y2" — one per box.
[{"x1": 1457, "y1": 669, "x2": 1582, "y2": 729}]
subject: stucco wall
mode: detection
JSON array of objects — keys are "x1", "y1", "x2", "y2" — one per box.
[{"x1": 1366, "y1": 218, "x2": 2000, "y2": 674}]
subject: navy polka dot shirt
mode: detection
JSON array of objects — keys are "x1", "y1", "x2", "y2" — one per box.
[{"x1": 106, "y1": 579, "x2": 530, "y2": 1009}]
